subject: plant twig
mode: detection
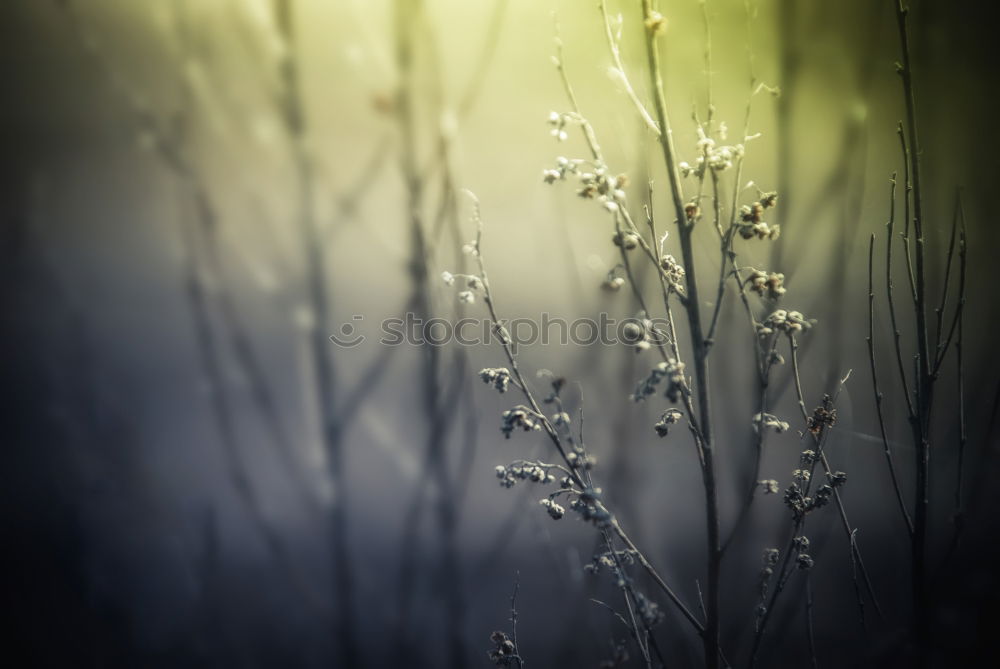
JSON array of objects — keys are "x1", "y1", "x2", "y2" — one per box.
[{"x1": 868, "y1": 232, "x2": 914, "y2": 536}]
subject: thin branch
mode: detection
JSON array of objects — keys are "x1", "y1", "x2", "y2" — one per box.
[
  {"x1": 806, "y1": 574, "x2": 819, "y2": 669},
  {"x1": 868, "y1": 232, "x2": 914, "y2": 535},
  {"x1": 598, "y1": 0, "x2": 661, "y2": 135},
  {"x1": 884, "y1": 174, "x2": 917, "y2": 420},
  {"x1": 933, "y1": 192, "x2": 961, "y2": 352},
  {"x1": 510, "y1": 572, "x2": 524, "y2": 669}
]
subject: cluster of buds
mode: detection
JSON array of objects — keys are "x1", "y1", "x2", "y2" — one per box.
[
  {"x1": 547, "y1": 111, "x2": 570, "y2": 142},
  {"x1": 542, "y1": 155, "x2": 582, "y2": 183},
  {"x1": 577, "y1": 166, "x2": 627, "y2": 213},
  {"x1": 570, "y1": 487, "x2": 612, "y2": 527},
  {"x1": 759, "y1": 479, "x2": 780, "y2": 494},
  {"x1": 442, "y1": 271, "x2": 484, "y2": 305},
  {"x1": 757, "y1": 309, "x2": 812, "y2": 337},
  {"x1": 612, "y1": 230, "x2": 640, "y2": 250},
  {"x1": 654, "y1": 408, "x2": 684, "y2": 437},
  {"x1": 621, "y1": 314, "x2": 667, "y2": 353},
  {"x1": 752, "y1": 412, "x2": 790, "y2": 433},
  {"x1": 565, "y1": 450, "x2": 597, "y2": 471},
  {"x1": 551, "y1": 411, "x2": 572, "y2": 429},
  {"x1": 644, "y1": 10, "x2": 667, "y2": 35},
  {"x1": 583, "y1": 554, "x2": 616, "y2": 575},
  {"x1": 755, "y1": 548, "x2": 781, "y2": 626},
  {"x1": 679, "y1": 129, "x2": 746, "y2": 176},
  {"x1": 634, "y1": 592, "x2": 664, "y2": 627},
  {"x1": 479, "y1": 367, "x2": 512, "y2": 393},
  {"x1": 500, "y1": 406, "x2": 542, "y2": 439},
  {"x1": 494, "y1": 461, "x2": 557, "y2": 488},
  {"x1": 631, "y1": 359, "x2": 686, "y2": 403},
  {"x1": 541, "y1": 152, "x2": 627, "y2": 214},
  {"x1": 807, "y1": 395, "x2": 837, "y2": 435},
  {"x1": 620, "y1": 320, "x2": 647, "y2": 350},
  {"x1": 539, "y1": 497, "x2": 566, "y2": 520},
  {"x1": 783, "y1": 481, "x2": 835, "y2": 519},
  {"x1": 601, "y1": 267, "x2": 626, "y2": 292},
  {"x1": 828, "y1": 470, "x2": 848, "y2": 487},
  {"x1": 793, "y1": 536, "x2": 814, "y2": 570},
  {"x1": 487, "y1": 631, "x2": 518, "y2": 667},
  {"x1": 584, "y1": 549, "x2": 637, "y2": 575},
  {"x1": 737, "y1": 193, "x2": 781, "y2": 240},
  {"x1": 746, "y1": 269, "x2": 786, "y2": 300},
  {"x1": 660, "y1": 254, "x2": 686, "y2": 293}
]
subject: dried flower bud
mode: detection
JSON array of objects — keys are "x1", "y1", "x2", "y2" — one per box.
[
  {"x1": 645, "y1": 11, "x2": 667, "y2": 35},
  {"x1": 654, "y1": 408, "x2": 684, "y2": 437},
  {"x1": 602, "y1": 276, "x2": 626, "y2": 292},
  {"x1": 613, "y1": 231, "x2": 640, "y2": 250},
  {"x1": 759, "y1": 479, "x2": 780, "y2": 494},
  {"x1": 479, "y1": 368, "x2": 511, "y2": 393}
]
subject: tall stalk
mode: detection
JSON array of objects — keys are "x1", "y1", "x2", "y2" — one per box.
[
  {"x1": 892, "y1": 0, "x2": 932, "y2": 651},
  {"x1": 272, "y1": 1, "x2": 358, "y2": 664},
  {"x1": 640, "y1": 2, "x2": 720, "y2": 666}
]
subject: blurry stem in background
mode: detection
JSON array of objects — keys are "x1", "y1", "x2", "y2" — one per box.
[
  {"x1": 384, "y1": 2, "x2": 509, "y2": 663},
  {"x1": 769, "y1": 0, "x2": 797, "y2": 274},
  {"x1": 272, "y1": 1, "x2": 358, "y2": 664},
  {"x1": 816, "y1": 1, "x2": 881, "y2": 391},
  {"x1": 389, "y1": 1, "x2": 467, "y2": 666},
  {"x1": 418, "y1": 0, "x2": 509, "y2": 181},
  {"x1": 53, "y1": 0, "x2": 329, "y2": 610},
  {"x1": 176, "y1": 194, "x2": 316, "y2": 610}
]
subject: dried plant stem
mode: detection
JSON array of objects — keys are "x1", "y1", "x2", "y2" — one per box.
[
  {"x1": 389, "y1": 2, "x2": 468, "y2": 665},
  {"x1": 884, "y1": 175, "x2": 917, "y2": 421},
  {"x1": 598, "y1": 0, "x2": 660, "y2": 135},
  {"x1": 720, "y1": 330, "x2": 779, "y2": 554},
  {"x1": 641, "y1": 3, "x2": 720, "y2": 666},
  {"x1": 953, "y1": 220, "x2": 967, "y2": 519},
  {"x1": 789, "y1": 348, "x2": 881, "y2": 622},
  {"x1": 603, "y1": 533, "x2": 654, "y2": 668},
  {"x1": 57, "y1": 0, "x2": 335, "y2": 616},
  {"x1": 893, "y1": 1, "x2": 935, "y2": 651},
  {"x1": 806, "y1": 573, "x2": 819, "y2": 669},
  {"x1": 271, "y1": 2, "x2": 361, "y2": 663},
  {"x1": 769, "y1": 0, "x2": 797, "y2": 273},
  {"x1": 467, "y1": 196, "x2": 707, "y2": 644},
  {"x1": 753, "y1": 351, "x2": 881, "y2": 665},
  {"x1": 510, "y1": 572, "x2": 524, "y2": 669},
  {"x1": 868, "y1": 229, "x2": 913, "y2": 535}
]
